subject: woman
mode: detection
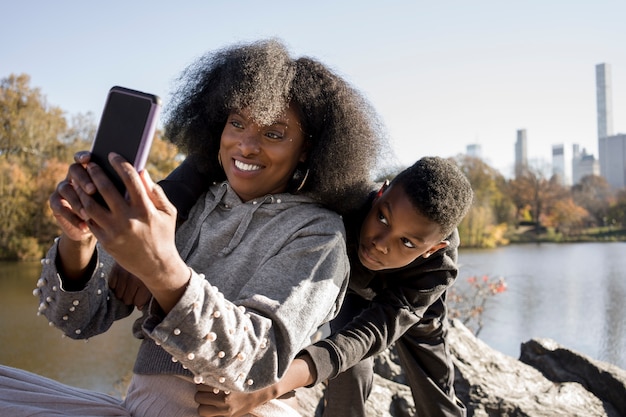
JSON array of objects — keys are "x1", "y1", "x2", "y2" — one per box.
[{"x1": 0, "y1": 39, "x2": 385, "y2": 417}]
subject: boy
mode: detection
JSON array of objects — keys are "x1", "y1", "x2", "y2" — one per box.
[{"x1": 195, "y1": 156, "x2": 473, "y2": 417}]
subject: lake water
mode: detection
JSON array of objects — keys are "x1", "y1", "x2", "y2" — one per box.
[
  {"x1": 0, "y1": 261, "x2": 140, "y2": 396},
  {"x1": 0, "y1": 242, "x2": 624, "y2": 396},
  {"x1": 458, "y1": 242, "x2": 626, "y2": 369}
]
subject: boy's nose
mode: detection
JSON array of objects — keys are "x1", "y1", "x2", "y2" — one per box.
[{"x1": 372, "y1": 238, "x2": 388, "y2": 254}]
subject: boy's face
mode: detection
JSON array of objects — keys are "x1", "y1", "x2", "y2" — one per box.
[{"x1": 358, "y1": 183, "x2": 449, "y2": 271}]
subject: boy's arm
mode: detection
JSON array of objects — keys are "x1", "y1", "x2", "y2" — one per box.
[
  {"x1": 196, "y1": 355, "x2": 316, "y2": 417},
  {"x1": 307, "y1": 235, "x2": 460, "y2": 385},
  {"x1": 194, "y1": 238, "x2": 457, "y2": 415}
]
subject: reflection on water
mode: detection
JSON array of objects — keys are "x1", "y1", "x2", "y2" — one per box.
[
  {"x1": 0, "y1": 242, "x2": 624, "y2": 397},
  {"x1": 458, "y1": 242, "x2": 626, "y2": 369},
  {"x1": 0, "y1": 261, "x2": 140, "y2": 395}
]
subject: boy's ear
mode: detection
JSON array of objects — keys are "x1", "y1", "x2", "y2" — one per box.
[
  {"x1": 375, "y1": 179, "x2": 390, "y2": 199},
  {"x1": 422, "y1": 240, "x2": 449, "y2": 258}
]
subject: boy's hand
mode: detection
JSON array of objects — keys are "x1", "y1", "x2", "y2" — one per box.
[
  {"x1": 196, "y1": 385, "x2": 272, "y2": 417},
  {"x1": 109, "y1": 263, "x2": 152, "y2": 309}
]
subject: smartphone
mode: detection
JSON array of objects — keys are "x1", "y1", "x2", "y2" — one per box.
[{"x1": 90, "y1": 86, "x2": 161, "y2": 205}]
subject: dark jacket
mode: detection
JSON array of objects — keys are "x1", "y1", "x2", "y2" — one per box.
[{"x1": 304, "y1": 192, "x2": 459, "y2": 384}]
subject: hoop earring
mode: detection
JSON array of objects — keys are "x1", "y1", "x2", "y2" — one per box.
[{"x1": 294, "y1": 168, "x2": 310, "y2": 192}]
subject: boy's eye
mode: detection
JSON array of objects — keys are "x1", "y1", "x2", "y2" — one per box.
[{"x1": 401, "y1": 238, "x2": 416, "y2": 249}]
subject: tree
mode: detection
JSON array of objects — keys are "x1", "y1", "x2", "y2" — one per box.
[
  {"x1": 0, "y1": 74, "x2": 68, "y2": 167},
  {"x1": 507, "y1": 164, "x2": 567, "y2": 233},
  {"x1": 572, "y1": 175, "x2": 613, "y2": 227},
  {"x1": 455, "y1": 155, "x2": 514, "y2": 247},
  {"x1": 57, "y1": 112, "x2": 97, "y2": 160},
  {"x1": 0, "y1": 159, "x2": 33, "y2": 258},
  {"x1": 544, "y1": 198, "x2": 589, "y2": 237},
  {"x1": 607, "y1": 189, "x2": 626, "y2": 228},
  {"x1": 146, "y1": 130, "x2": 182, "y2": 182}
]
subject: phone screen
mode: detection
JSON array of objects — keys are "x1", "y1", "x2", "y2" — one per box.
[{"x1": 90, "y1": 87, "x2": 160, "y2": 204}]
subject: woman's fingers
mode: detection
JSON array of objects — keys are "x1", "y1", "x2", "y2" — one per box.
[
  {"x1": 139, "y1": 169, "x2": 178, "y2": 218},
  {"x1": 82, "y1": 153, "x2": 129, "y2": 214},
  {"x1": 70, "y1": 151, "x2": 98, "y2": 195}
]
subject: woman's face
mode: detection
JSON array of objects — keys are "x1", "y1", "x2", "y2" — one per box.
[{"x1": 219, "y1": 105, "x2": 307, "y2": 202}]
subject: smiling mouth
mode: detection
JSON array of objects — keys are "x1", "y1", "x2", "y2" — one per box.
[{"x1": 234, "y1": 159, "x2": 262, "y2": 172}]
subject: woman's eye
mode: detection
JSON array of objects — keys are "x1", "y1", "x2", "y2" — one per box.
[
  {"x1": 265, "y1": 131, "x2": 284, "y2": 140},
  {"x1": 401, "y1": 238, "x2": 416, "y2": 249},
  {"x1": 230, "y1": 120, "x2": 244, "y2": 129}
]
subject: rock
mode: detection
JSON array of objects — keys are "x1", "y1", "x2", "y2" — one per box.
[
  {"x1": 295, "y1": 319, "x2": 626, "y2": 416},
  {"x1": 448, "y1": 319, "x2": 617, "y2": 416},
  {"x1": 520, "y1": 338, "x2": 626, "y2": 416},
  {"x1": 296, "y1": 320, "x2": 626, "y2": 417}
]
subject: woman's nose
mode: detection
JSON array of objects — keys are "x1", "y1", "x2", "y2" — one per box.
[{"x1": 239, "y1": 132, "x2": 261, "y2": 155}]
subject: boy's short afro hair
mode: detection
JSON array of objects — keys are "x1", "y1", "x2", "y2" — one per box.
[{"x1": 391, "y1": 156, "x2": 473, "y2": 237}]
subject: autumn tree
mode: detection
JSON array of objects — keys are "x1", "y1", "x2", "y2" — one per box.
[
  {"x1": 0, "y1": 74, "x2": 68, "y2": 167},
  {"x1": 455, "y1": 155, "x2": 514, "y2": 248},
  {"x1": 571, "y1": 175, "x2": 613, "y2": 226},
  {"x1": 607, "y1": 189, "x2": 626, "y2": 228},
  {"x1": 0, "y1": 74, "x2": 183, "y2": 259},
  {"x1": 543, "y1": 198, "x2": 590, "y2": 237},
  {"x1": 147, "y1": 129, "x2": 182, "y2": 182},
  {"x1": 0, "y1": 74, "x2": 73, "y2": 258},
  {"x1": 507, "y1": 164, "x2": 567, "y2": 233}
]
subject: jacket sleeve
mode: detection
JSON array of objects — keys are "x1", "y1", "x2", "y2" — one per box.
[
  {"x1": 36, "y1": 239, "x2": 135, "y2": 339},
  {"x1": 140, "y1": 216, "x2": 350, "y2": 392},
  {"x1": 305, "y1": 229, "x2": 460, "y2": 384}
]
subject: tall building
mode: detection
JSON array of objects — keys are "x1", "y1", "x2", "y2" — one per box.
[
  {"x1": 514, "y1": 129, "x2": 528, "y2": 177},
  {"x1": 466, "y1": 143, "x2": 482, "y2": 159},
  {"x1": 552, "y1": 144, "x2": 570, "y2": 186},
  {"x1": 596, "y1": 63, "x2": 625, "y2": 189},
  {"x1": 599, "y1": 134, "x2": 626, "y2": 189},
  {"x1": 596, "y1": 63, "x2": 614, "y2": 140},
  {"x1": 572, "y1": 144, "x2": 600, "y2": 184}
]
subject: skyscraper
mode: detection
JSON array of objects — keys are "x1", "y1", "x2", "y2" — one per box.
[
  {"x1": 596, "y1": 63, "x2": 626, "y2": 189},
  {"x1": 596, "y1": 63, "x2": 613, "y2": 140},
  {"x1": 572, "y1": 144, "x2": 599, "y2": 185},
  {"x1": 466, "y1": 143, "x2": 482, "y2": 159},
  {"x1": 552, "y1": 144, "x2": 570, "y2": 186},
  {"x1": 599, "y1": 134, "x2": 626, "y2": 189},
  {"x1": 515, "y1": 129, "x2": 527, "y2": 178}
]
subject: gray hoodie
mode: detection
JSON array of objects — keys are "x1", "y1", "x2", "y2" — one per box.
[{"x1": 38, "y1": 182, "x2": 349, "y2": 394}]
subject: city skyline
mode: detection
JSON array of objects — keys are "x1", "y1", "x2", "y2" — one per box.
[
  {"x1": 2, "y1": 1, "x2": 625, "y2": 176},
  {"x1": 469, "y1": 61, "x2": 623, "y2": 181}
]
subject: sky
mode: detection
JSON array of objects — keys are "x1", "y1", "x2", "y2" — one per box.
[{"x1": 2, "y1": 0, "x2": 625, "y2": 177}]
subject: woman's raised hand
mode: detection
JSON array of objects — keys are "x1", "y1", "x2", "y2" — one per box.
[
  {"x1": 48, "y1": 151, "x2": 97, "y2": 242},
  {"x1": 75, "y1": 152, "x2": 189, "y2": 312}
]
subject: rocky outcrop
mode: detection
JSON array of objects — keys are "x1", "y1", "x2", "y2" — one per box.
[
  {"x1": 294, "y1": 319, "x2": 626, "y2": 416},
  {"x1": 519, "y1": 338, "x2": 626, "y2": 417}
]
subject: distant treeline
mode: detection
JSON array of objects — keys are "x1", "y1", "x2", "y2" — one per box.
[
  {"x1": 2, "y1": 74, "x2": 625, "y2": 260},
  {"x1": 0, "y1": 74, "x2": 179, "y2": 260}
]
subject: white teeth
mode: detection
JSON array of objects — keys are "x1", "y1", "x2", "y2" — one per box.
[{"x1": 235, "y1": 160, "x2": 261, "y2": 171}]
